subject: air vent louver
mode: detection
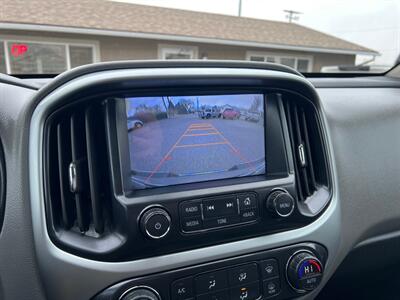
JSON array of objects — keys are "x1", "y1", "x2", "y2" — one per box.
[
  {"x1": 284, "y1": 99, "x2": 329, "y2": 202},
  {"x1": 47, "y1": 102, "x2": 110, "y2": 236}
]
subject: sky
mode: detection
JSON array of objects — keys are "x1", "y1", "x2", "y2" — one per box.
[{"x1": 113, "y1": 0, "x2": 400, "y2": 66}]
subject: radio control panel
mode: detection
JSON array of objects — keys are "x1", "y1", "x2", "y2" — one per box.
[{"x1": 179, "y1": 193, "x2": 259, "y2": 233}]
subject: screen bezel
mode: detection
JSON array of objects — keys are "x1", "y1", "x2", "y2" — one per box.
[{"x1": 112, "y1": 90, "x2": 289, "y2": 197}]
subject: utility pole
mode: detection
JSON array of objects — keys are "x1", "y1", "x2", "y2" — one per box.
[
  {"x1": 284, "y1": 10, "x2": 302, "y2": 23},
  {"x1": 238, "y1": 0, "x2": 242, "y2": 17}
]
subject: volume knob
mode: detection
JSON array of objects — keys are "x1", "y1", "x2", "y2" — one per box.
[
  {"x1": 139, "y1": 207, "x2": 171, "y2": 239},
  {"x1": 266, "y1": 189, "x2": 295, "y2": 217}
]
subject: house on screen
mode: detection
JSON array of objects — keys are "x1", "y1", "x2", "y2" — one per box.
[{"x1": 0, "y1": 0, "x2": 378, "y2": 75}]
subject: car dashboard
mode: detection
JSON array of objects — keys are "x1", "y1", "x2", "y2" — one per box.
[{"x1": 0, "y1": 61, "x2": 400, "y2": 300}]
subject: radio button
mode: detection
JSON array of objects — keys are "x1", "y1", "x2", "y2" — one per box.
[
  {"x1": 180, "y1": 201, "x2": 202, "y2": 218},
  {"x1": 228, "y1": 263, "x2": 259, "y2": 286},
  {"x1": 203, "y1": 197, "x2": 237, "y2": 219},
  {"x1": 181, "y1": 216, "x2": 203, "y2": 232},
  {"x1": 203, "y1": 215, "x2": 240, "y2": 229},
  {"x1": 240, "y1": 209, "x2": 258, "y2": 222},
  {"x1": 238, "y1": 194, "x2": 257, "y2": 210},
  {"x1": 195, "y1": 270, "x2": 228, "y2": 294}
]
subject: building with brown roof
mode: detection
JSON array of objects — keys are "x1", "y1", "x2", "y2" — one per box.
[{"x1": 0, "y1": 0, "x2": 378, "y2": 74}]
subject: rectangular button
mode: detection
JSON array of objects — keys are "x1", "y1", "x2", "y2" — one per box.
[
  {"x1": 240, "y1": 209, "x2": 258, "y2": 222},
  {"x1": 180, "y1": 201, "x2": 202, "y2": 217},
  {"x1": 230, "y1": 281, "x2": 260, "y2": 300},
  {"x1": 181, "y1": 216, "x2": 203, "y2": 232},
  {"x1": 260, "y1": 259, "x2": 279, "y2": 279},
  {"x1": 263, "y1": 278, "x2": 281, "y2": 298},
  {"x1": 228, "y1": 263, "x2": 259, "y2": 286},
  {"x1": 238, "y1": 193, "x2": 258, "y2": 210},
  {"x1": 195, "y1": 270, "x2": 228, "y2": 294},
  {"x1": 203, "y1": 215, "x2": 240, "y2": 229},
  {"x1": 171, "y1": 277, "x2": 194, "y2": 300},
  {"x1": 203, "y1": 197, "x2": 237, "y2": 219},
  {"x1": 196, "y1": 290, "x2": 229, "y2": 300}
]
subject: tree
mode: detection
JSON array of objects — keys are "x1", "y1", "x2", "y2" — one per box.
[{"x1": 250, "y1": 95, "x2": 262, "y2": 112}]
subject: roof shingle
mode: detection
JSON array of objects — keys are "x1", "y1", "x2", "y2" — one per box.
[{"x1": 0, "y1": 0, "x2": 377, "y2": 54}]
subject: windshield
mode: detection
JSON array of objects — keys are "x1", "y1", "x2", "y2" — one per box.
[{"x1": 0, "y1": 0, "x2": 397, "y2": 75}]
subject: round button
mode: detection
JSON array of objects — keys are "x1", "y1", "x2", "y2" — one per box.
[
  {"x1": 287, "y1": 251, "x2": 324, "y2": 293},
  {"x1": 266, "y1": 189, "x2": 295, "y2": 217},
  {"x1": 140, "y1": 207, "x2": 171, "y2": 239},
  {"x1": 120, "y1": 286, "x2": 161, "y2": 300}
]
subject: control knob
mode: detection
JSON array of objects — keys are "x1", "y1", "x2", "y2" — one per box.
[
  {"x1": 139, "y1": 207, "x2": 171, "y2": 239},
  {"x1": 287, "y1": 251, "x2": 324, "y2": 293},
  {"x1": 266, "y1": 189, "x2": 295, "y2": 217},
  {"x1": 120, "y1": 286, "x2": 161, "y2": 300}
]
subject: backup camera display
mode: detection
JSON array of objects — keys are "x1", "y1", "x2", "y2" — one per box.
[{"x1": 126, "y1": 94, "x2": 266, "y2": 189}]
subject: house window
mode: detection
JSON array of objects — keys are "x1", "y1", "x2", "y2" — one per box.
[
  {"x1": 297, "y1": 59, "x2": 310, "y2": 72},
  {"x1": 8, "y1": 42, "x2": 67, "y2": 74},
  {"x1": 159, "y1": 45, "x2": 198, "y2": 60},
  {"x1": 0, "y1": 41, "x2": 6, "y2": 74},
  {"x1": 247, "y1": 52, "x2": 312, "y2": 72},
  {"x1": 0, "y1": 39, "x2": 97, "y2": 74},
  {"x1": 70, "y1": 45, "x2": 94, "y2": 68}
]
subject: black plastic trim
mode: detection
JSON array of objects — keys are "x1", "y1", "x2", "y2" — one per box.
[
  {"x1": 0, "y1": 140, "x2": 5, "y2": 232},
  {"x1": 310, "y1": 76, "x2": 400, "y2": 88},
  {"x1": 0, "y1": 73, "x2": 40, "y2": 90},
  {"x1": 26, "y1": 60, "x2": 302, "y2": 104}
]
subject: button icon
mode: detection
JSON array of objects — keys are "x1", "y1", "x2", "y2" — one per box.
[
  {"x1": 195, "y1": 270, "x2": 228, "y2": 295},
  {"x1": 244, "y1": 197, "x2": 251, "y2": 206},
  {"x1": 240, "y1": 288, "x2": 248, "y2": 300},
  {"x1": 208, "y1": 279, "x2": 216, "y2": 290},
  {"x1": 207, "y1": 205, "x2": 215, "y2": 211},
  {"x1": 260, "y1": 259, "x2": 279, "y2": 279},
  {"x1": 267, "y1": 282, "x2": 275, "y2": 291},
  {"x1": 154, "y1": 222, "x2": 162, "y2": 230},
  {"x1": 263, "y1": 278, "x2": 280, "y2": 298},
  {"x1": 238, "y1": 272, "x2": 247, "y2": 282},
  {"x1": 171, "y1": 277, "x2": 194, "y2": 300},
  {"x1": 230, "y1": 282, "x2": 260, "y2": 300}
]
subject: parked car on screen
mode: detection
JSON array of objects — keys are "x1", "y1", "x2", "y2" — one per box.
[
  {"x1": 127, "y1": 119, "x2": 144, "y2": 131},
  {"x1": 199, "y1": 108, "x2": 219, "y2": 119},
  {"x1": 222, "y1": 108, "x2": 240, "y2": 119},
  {"x1": 245, "y1": 111, "x2": 261, "y2": 122}
]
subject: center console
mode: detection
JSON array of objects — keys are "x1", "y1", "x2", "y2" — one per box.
[{"x1": 30, "y1": 61, "x2": 333, "y2": 300}]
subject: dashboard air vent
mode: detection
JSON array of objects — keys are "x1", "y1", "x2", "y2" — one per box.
[
  {"x1": 46, "y1": 102, "x2": 111, "y2": 236},
  {"x1": 284, "y1": 98, "x2": 329, "y2": 202}
]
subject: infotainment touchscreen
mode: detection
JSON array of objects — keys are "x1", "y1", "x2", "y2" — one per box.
[{"x1": 125, "y1": 94, "x2": 266, "y2": 189}]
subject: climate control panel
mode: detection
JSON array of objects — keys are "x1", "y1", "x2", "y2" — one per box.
[{"x1": 94, "y1": 243, "x2": 327, "y2": 300}]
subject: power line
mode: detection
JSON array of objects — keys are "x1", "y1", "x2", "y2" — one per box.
[{"x1": 284, "y1": 10, "x2": 302, "y2": 23}]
